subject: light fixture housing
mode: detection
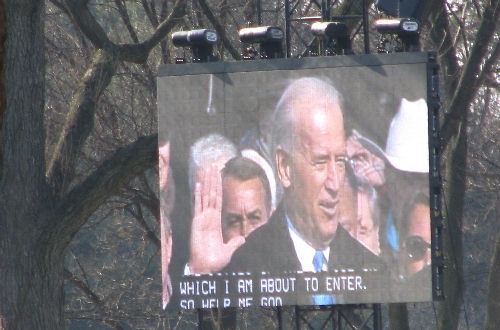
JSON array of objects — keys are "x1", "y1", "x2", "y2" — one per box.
[
  {"x1": 239, "y1": 26, "x2": 284, "y2": 44},
  {"x1": 239, "y1": 26, "x2": 284, "y2": 59},
  {"x1": 374, "y1": 18, "x2": 420, "y2": 52},
  {"x1": 310, "y1": 21, "x2": 352, "y2": 55},
  {"x1": 374, "y1": 18, "x2": 419, "y2": 35},
  {"x1": 172, "y1": 29, "x2": 218, "y2": 47},
  {"x1": 171, "y1": 29, "x2": 218, "y2": 63},
  {"x1": 311, "y1": 21, "x2": 348, "y2": 38}
]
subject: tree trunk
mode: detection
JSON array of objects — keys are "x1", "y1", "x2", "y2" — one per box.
[
  {"x1": 437, "y1": 130, "x2": 467, "y2": 330},
  {"x1": 0, "y1": 237, "x2": 65, "y2": 329},
  {"x1": 485, "y1": 198, "x2": 500, "y2": 330},
  {"x1": 0, "y1": 0, "x2": 5, "y2": 180},
  {"x1": 0, "y1": 0, "x2": 65, "y2": 328}
]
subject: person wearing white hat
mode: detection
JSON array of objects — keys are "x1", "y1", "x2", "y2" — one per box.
[
  {"x1": 356, "y1": 98, "x2": 431, "y2": 292},
  {"x1": 382, "y1": 98, "x2": 429, "y2": 173},
  {"x1": 356, "y1": 97, "x2": 429, "y2": 173},
  {"x1": 385, "y1": 98, "x2": 431, "y2": 281}
]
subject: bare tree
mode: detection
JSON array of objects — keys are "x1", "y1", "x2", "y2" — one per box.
[
  {"x1": 426, "y1": 2, "x2": 499, "y2": 329},
  {"x1": 387, "y1": 1, "x2": 500, "y2": 329},
  {"x1": 1, "y1": 0, "x2": 499, "y2": 328},
  {"x1": 0, "y1": 0, "x2": 185, "y2": 327}
]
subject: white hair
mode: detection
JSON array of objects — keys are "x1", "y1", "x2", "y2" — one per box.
[
  {"x1": 271, "y1": 77, "x2": 344, "y2": 156},
  {"x1": 188, "y1": 133, "x2": 238, "y2": 195}
]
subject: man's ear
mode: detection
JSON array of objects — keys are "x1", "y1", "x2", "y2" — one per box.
[{"x1": 276, "y1": 147, "x2": 292, "y2": 188}]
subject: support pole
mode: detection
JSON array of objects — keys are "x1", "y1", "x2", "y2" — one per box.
[
  {"x1": 295, "y1": 305, "x2": 300, "y2": 329},
  {"x1": 197, "y1": 309, "x2": 204, "y2": 330},
  {"x1": 277, "y1": 306, "x2": 283, "y2": 330},
  {"x1": 257, "y1": 0, "x2": 262, "y2": 25},
  {"x1": 374, "y1": 304, "x2": 382, "y2": 330},
  {"x1": 284, "y1": 0, "x2": 291, "y2": 57},
  {"x1": 363, "y1": 0, "x2": 370, "y2": 54}
]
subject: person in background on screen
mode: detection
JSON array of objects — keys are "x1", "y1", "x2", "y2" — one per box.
[
  {"x1": 186, "y1": 155, "x2": 273, "y2": 274},
  {"x1": 384, "y1": 169, "x2": 430, "y2": 279},
  {"x1": 184, "y1": 134, "x2": 245, "y2": 275},
  {"x1": 187, "y1": 133, "x2": 238, "y2": 208},
  {"x1": 240, "y1": 148, "x2": 278, "y2": 214},
  {"x1": 356, "y1": 98, "x2": 431, "y2": 294},
  {"x1": 401, "y1": 188, "x2": 431, "y2": 277},
  {"x1": 385, "y1": 98, "x2": 431, "y2": 280},
  {"x1": 221, "y1": 156, "x2": 271, "y2": 243},
  {"x1": 339, "y1": 130, "x2": 387, "y2": 256},
  {"x1": 239, "y1": 120, "x2": 282, "y2": 211},
  {"x1": 387, "y1": 171, "x2": 431, "y2": 300},
  {"x1": 211, "y1": 155, "x2": 273, "y2": 327},
  {"x1": 158, "y1": 141, "x2": 175, "y2": 309}
]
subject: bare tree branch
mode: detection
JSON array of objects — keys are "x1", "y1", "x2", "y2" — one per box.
[
  {"x1": 119, "y1": 0, "x2": 186, "y2": 63},
  {"x1": 141, "y1": 0, "x2": 159, "y2": 28},
  {"x1": 115, "y1": 0, "x2": 140, "y2": 44},
  {"x1": 64, "y1": 268, "x2": 124, "y2": 330},
  {"x1": 472, "y1": 0, "x2": 483, "y2": 18},
  {"x1": 441, "y1": 1, "x2": 500, "y2": 146},
  {"x1": 159, "y1": 0, "x2": 171, "y2": 63},
  {"x1": 197, "y1": 0, "x2": 241, "y2": 60},
  {"x1": 132, "y1": 174, "x2": 160, "y2": 220},
  {"x1": 424, "y1": 0, "x2": 461, "y2": 102},
  {"x1": 61, "y1": 0, "x2": 116, "y2": 50},
  {"x1": 47, "y1": 0, "x2": 185, "y2": 195},
  {"x1": 45, "y1": 134, "x2": 158, "y2": 252},
  {"x1": 47, "y1": 50, "x2": 118, "y2": 196},
  {"x1": 126, "y1": 201, "x2": 160, "y2": 248},
  {"x1": 49, "y1": 0, "x2": 73, "y2": 21},
  {"x1": 62, "y1": 0, "x2": 185, "y2": 64},
  {"x1": 477, "y1": 40, "x2": 500, "y2": 88},
  {"x1": 114, "y1": 0, "x2": 157, "y2": 90},
  {"x1": 446, "y1": 2, "x2": 469, "y2": 58}
]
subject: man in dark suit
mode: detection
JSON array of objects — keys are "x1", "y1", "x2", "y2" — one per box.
[{"x1": 227, "y1": 77, "x2": 383, "y2": 275}]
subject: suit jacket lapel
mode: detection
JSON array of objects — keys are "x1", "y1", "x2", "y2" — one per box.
[{"x1": 266, "y1": 205, "x2": 301, "y2": 271}]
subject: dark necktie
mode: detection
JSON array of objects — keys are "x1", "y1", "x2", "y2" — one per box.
[{"x1": 313, "y1": 251, "x2": 334, "y2": 305}]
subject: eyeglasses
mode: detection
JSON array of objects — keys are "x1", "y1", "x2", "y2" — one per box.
[{"x1": 404, "y1": 235, "x2": 431, "y2": 261}]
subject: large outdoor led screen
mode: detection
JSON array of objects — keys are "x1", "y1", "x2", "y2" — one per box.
[{"x1": 158, "y1": 53, "x2": 435, "y2": 310}]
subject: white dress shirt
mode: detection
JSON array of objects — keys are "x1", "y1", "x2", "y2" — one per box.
[{"x1": 287, "y1": 216, "x2": 329, "y2": 272}]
